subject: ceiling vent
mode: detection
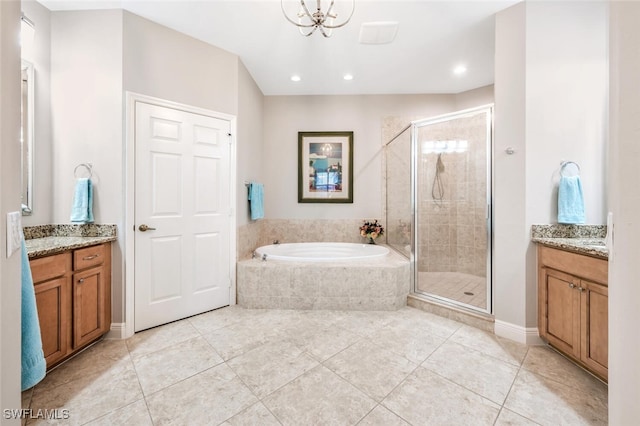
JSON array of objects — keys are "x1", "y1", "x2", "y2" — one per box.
[{"x1": 358, "y1": 21, "x2": 399, "y2": 45}]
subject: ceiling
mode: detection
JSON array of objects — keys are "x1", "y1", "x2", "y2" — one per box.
[{"x1": 37, "y1": 0, "x2": 521, "y2": 96}]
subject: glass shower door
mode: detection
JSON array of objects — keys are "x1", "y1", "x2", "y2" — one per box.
[{"x1": 412, "y1": 106, "x2": 492, "y2": 314}]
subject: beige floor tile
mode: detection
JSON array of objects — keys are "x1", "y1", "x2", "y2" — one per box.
[
  {"x1": 36, "y1": 340, "x2": 130, "y2": 393},
  {"x1": 28, "y1": 361, "x2": 143, "y2": 426},
  {"x1": 325, "y1": 340, "x2": 417, "y2": 402},
  {"x1": 286, "y1": 323, "x2": 362, "y2": 362},
  {"x1": 390, "y1": 307, "x2": 462, "y2": 339},
  {"x1": 227, "y1": 340, "x2": 318, "y2": 398},
  {"x1": 263, "y1": 365, "x2": 376, "y2": 426},
  {"x1": 449, "y1": 325, "x2": 529, "y2": 366},
  {"x1": 125, "y1": 320, "x2": 201, "y2": 358},
  {"x1": 201, "y1": 321, "x2": 282, "y2": 361},
  {"x1": 494, "y1": 408, "x2": 541, "y2": 425},
  {"x1": 333, "y1": 311, "x2": 397, "y2": 336},
  {"x1": 222, "y1": 402, "x2": 281, "y2": 426},
  {"x1": 188, "y1": 305, "x2": 247, "y2": 334},
  {"x1": 368, "y1": 324, "x2": 446, "y2": 364},
  {"x1": 357, "y1": 405, "x2": 410, "y2": 426},
  {"x1": 83, "y1": 399, "x2": 153, "y2": 426},
  {"x1": 146, "y1": 363, "x2": 257, "y2": 425},
  {"x1": 422, "y1": 341, "x2": 519, "y2": 405},
  {"x1": 382, "y1": 367, "x2": 500, "y2": 426},
  {"x1": 522, "y1": 345, "x2": 607, "y2": 394},
  {"x1": 503, "y1": 369, "x2": 608, "y2": 425},
  {"x1": 132, "y1": 336, "x2": 224, "y2": 395}
]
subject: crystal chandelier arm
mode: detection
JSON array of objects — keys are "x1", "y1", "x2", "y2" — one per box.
[{"x1": 281, "y1": 0, "x2": 317, "y2": 28}]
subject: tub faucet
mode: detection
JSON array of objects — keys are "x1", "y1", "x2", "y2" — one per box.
[
  {"x1": 273, "y1": 239, "x2": 280, "y2": 245},
  {"x1": 262, "y1": 254, "x2": 268, "y2": 261}
]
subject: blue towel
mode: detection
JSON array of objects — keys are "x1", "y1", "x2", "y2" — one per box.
[
  {"x1": 21, "y1": 238, "x2": 46, "y2": 390},
  {"x1": 248, "y1": 183, "x2": 264, "y2": 221},
  {"x1": 70, "y1": 178, "x2": 94, "y2": 223},
  {"x1": 558, "y1": 175, "x2": 585, "y2": 224}
]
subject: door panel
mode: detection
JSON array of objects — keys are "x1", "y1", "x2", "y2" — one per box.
[{"x1": 135, "y1": 101, "x2": 231, "y2": 332}]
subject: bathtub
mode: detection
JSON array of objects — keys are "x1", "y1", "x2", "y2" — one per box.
[
  {"x1": 254, "y1": 242, "x2": 389, "y2": 262},
  {"x1": 237, "y1": 243, "x2": 409, "y2": 311}
]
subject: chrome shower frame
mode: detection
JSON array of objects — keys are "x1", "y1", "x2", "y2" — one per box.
[{"x1": 410, "y1": 104, "x2": 494, "y2": 316}]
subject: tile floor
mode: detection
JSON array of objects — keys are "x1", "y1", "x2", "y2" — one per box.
[
  {"x1": 418, "y1": 272, "x2": 487, "y2": 310},
  {"x1": 22, "y1": 306, "x2": 608, "y2": 425}
]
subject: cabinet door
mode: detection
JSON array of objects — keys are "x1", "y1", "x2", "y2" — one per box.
[
  {"x1": 34, "y1": 276, "x2": 71, "y2": 368},
  {"x1": 72, "y1": 266, "x2": 108, "y2": 349},
  {"x1": 540, "y1": 267, "x2": 581, "y2": 359},
  {"x1": 580, "y1": 280, "x2": 608, "y2": 380}
]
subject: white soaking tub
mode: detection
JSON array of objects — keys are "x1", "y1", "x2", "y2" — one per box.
[{"x1": 254, "y1": 242, "x2": 389, "y2": 262}]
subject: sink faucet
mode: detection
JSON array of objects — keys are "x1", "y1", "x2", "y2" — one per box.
[{"x1": 273, "y1": 240, "x2": 280, "y2": 245}]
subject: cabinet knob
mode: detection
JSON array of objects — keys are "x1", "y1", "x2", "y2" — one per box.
[
  {"x1": 78, "y1": 278, "x2": 85, "y2": 284},
  {"x1": 569, "y1": 283, "x2": 576, "y2": 289},
  {"x1": 578, "y1": 286, "x2": 585, "y2": 292}
]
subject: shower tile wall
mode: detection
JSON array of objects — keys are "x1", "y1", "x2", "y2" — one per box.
[{"x1": 417, "y1": 113, "x2": 488, "y2": 278}]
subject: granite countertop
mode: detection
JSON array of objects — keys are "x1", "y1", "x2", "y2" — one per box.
[
  {"x1": 531, "y1": 224, "x2": 608, "y2": 260},
  {"x1": 24, "y1": 224, "x2": 117, "y2": 259}
]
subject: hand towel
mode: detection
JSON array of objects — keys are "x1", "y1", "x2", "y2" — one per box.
[
  {"x1": 70, "y1": 178, "x2": 94, "y2": 223},
  {"x1": 248, "y1": 182, "x2": 264, "y2": 221},
  {"x1": 558, "y1": 175, "x2": 585, "y2": 224},
  {"x1": 21, "y1": 238, "x2": 46, "y2": 390}
]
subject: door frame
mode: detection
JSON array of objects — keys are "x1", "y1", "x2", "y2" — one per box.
[{"x1": 123, "y1": 92, "x2": 237, "y2": 339}]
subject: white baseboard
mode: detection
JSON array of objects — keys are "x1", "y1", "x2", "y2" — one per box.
[
  {"x1": 494, "y1": 320, "x2": 544, "y2": 345},
  {"x1": 105, "y1": 323, "x2": 127, "y2": 340}
]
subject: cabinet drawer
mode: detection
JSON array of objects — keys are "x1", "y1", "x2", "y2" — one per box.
[
  {"x1": 30, "y1": 253, "x2": 71, "y2": 283},
  {"x1": 74, "y1": 244, "x2": 106, "y2": 270}
]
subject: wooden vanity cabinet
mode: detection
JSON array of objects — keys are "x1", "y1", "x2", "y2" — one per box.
[
  {"x1": 72, "y1": 244, "x2": 111, "y2": 349},
  {"x1": 31, "y1": 243, "x2": 111, "y2": 369},
  {"x1": 538, "y1": 245, "x2": 608, "y2": 381},
  {"x1": 31, "y1": 253, "x2": 72, "y2": 367}
]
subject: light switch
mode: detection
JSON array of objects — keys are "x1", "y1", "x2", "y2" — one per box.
[{"x1": 6, "y1": 211, "x2": 21, "y2": 258}]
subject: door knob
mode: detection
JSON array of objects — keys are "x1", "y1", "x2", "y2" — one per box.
[{"x1": 138, "y1": 224, "x2": 156, "y2": 232}]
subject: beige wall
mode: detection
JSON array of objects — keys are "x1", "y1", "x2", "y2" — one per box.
[
  {"x1": 50, "y1": 9, "x2": 125, "y2": 323},
  {"x1": 609, "y1": 1, "x2": 640, "y2": 422},
  {"x1": 21, "y1": 0, "x2": 52, "y2": 226},
  {"x1": 263, "y1": 94, "x2": 459, "y2": 220},
  {"x1": 0, "y1": 0, "x2": 23, "y2": 420},
  {"x1": 237, "y1": 61, "x2": 264, "y2": 226},
  {"x1": 494, "y1": 1, "x2": 608, "y2": 336},
  {"x1": 123, "y1": 11, "x2": 239, "y2": 116}
]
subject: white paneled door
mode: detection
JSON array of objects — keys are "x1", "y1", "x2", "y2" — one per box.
[{"x1": 134, "y1": 101, "x2": 231, "y2": 332}]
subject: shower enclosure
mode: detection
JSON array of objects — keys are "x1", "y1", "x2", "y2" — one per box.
[{"x1": 385, "y1": 105, "x2": 493, "y2": 315}]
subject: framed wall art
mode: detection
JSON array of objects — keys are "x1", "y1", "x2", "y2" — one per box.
[{"x1": 298, "y1": 131, "x2": 353, "y2": 203}]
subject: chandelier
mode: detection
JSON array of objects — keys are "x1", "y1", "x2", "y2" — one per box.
[{"x1": 281, "y1": 0, "x2": 355, "y2": 38}]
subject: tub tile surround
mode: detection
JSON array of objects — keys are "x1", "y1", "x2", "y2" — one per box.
[
  {"x1": 22, "y1": 306, "x2": 608, "y2": 425},
  {"x1": 237, "y1": 248, "x2": 410, "y2": 311},
  {"x1": 23, "y1": 224, "x2": 117, "y2": 258},
  {"x1": 531, "y1": 224, "x2": 608, "y2": 259}
]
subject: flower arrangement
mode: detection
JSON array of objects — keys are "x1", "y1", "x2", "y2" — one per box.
[{"x1": 360, "y1": 219, "x2": 384, "y2": 242}]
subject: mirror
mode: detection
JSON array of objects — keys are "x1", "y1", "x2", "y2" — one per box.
[{"x1": 21, "y1": 60, "x2": 34, "y2": 215}]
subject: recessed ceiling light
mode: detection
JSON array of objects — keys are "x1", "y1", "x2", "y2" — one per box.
[
  {"x1": 291, "y1": 75, "x2": 301, "y2": 82},
  {"x1": 343, "y1": 74, "x2": 354, "y2": 81},
  {"x1": 453, "y1": 65, "x2": 467, "y2": 76}
]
